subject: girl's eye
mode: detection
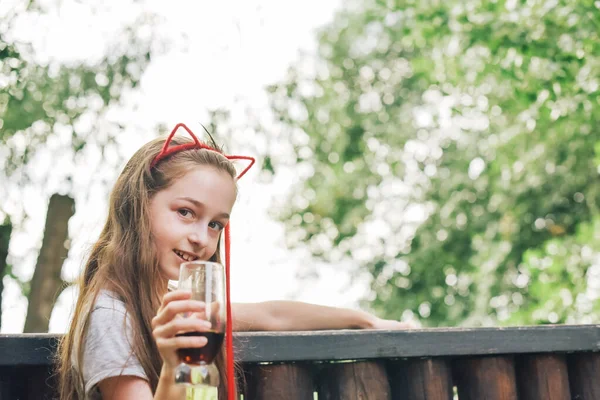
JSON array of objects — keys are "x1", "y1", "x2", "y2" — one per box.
[
  {"x1": 178, "y1": 209, "x2": 193, "y2": 218},
  {"x1": 209, "y1": 221, "x2": 225, "y2": 231}
]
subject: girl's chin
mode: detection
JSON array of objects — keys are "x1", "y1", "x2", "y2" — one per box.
[
  {"x1": 159, "y1": 262, "x2": 182, "y2": 282},
  {"x1": 168, "y1": 266, "x2": 181, "y2": 281},
  {"x1": 159, "y1": 270, "x2": 180, "y2": 283}
]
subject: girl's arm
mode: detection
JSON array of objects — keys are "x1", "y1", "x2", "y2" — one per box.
[
  {"x1": 97, "y1": 368, "x2": 185, "y2": 400},
  {"x1": 97, "y1": 376, "x2": 160, "y2": 399},
  {"x1": 232, "y1": 301, "x2": 413, "y2": 332}
]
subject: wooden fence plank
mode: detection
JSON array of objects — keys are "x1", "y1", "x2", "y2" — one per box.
[
  {"x1": 454, "y1": 356, "x2": 518, "y2": 400},
  {"x1": 568, "y1": 353, "x2": 600, "y2": 400},
  {"x1": 388, "y1": 358, "x2": 453, "y2": 400},
  {"x1": 0, "y1": 366, "x2": 55, "y2": 400},
  {"x1": 245, "y1": 363, "x2": 314, "y2": 400},
  {"x1": 516, "y1": 354, "x2": 571, "y2": 400},
  {"x1": 319, "y1": 361, "x2": 391, "y2": 400},
  {"x1": 2, "y1": 330, "x2": 600, "y2": 399}
]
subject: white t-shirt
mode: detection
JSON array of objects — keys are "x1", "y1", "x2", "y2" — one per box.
[{"x1": 81, "y1": 290, "x2": 148, "y2": 399}]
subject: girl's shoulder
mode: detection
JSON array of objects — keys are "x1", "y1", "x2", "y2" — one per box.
[
  {"x1": 86, "y1": 289, "x2": 133, "y2": 339},
  {"x1": 82, "y1": 289, "x2": 148, "y2": 397},
  {"x1": 92, "y1": 289, "x2": 128, "y2": 315}
]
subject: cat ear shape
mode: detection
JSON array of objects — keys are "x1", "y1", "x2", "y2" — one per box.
[
  {"x1": 226, "y1": 155, "x2": 256, "y2": 180},
  {"x1": 150, "y1": 123, "x2": 256, "y2": 179},
  {"x1": 150, "y1": 123, "x2": 214, "y2": 168}
]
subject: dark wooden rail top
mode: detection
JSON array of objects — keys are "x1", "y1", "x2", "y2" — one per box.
[
  {"x1": 2, "y1": 325, "x2": 599, "y2": 366},
  {"x1": 2, "y1": 325, "x2": 600, "y2": 399}
]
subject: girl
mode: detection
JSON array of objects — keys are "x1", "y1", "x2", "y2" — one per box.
[{"x1": 57, "y1": 123, "x2": 411, "y2": 400}]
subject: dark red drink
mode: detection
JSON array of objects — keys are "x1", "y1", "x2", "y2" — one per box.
[{"x1": 176, "y1": 331, "x2": 224, "y2": 365}]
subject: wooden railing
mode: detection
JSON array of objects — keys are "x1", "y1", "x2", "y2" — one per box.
[{"x1": 1, "y1": 325, "x2": 600, "y2": 399}]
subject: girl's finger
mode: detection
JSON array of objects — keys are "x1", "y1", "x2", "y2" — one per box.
[
  {"x1": 156, "y1": 334, "x2": 208, "y2": 353},
  {"x1": 158, "y1": 290, "x2": 192, "y2": 312},
  {"x1": 188, "y1": 311, "x2": 208, "y2": 320},
  {"x1": 208, "y1": 302, "x2": 220, "y2": 315},
  {"x1": 153, "y1": 317, "x2": 212, "y2": 339},
  {"x1": 152, "y1": 300, "x2": 205, "y2": 328}
]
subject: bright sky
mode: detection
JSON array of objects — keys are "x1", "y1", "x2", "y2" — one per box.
[{"x1": 0, "y1": 0, "x2": 378, "y2": 333}]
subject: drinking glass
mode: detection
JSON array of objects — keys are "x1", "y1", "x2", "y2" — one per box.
[{"x1": 174, "y1": 261, "x2": 225, "y2": 388}]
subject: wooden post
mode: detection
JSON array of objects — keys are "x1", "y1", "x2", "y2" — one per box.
[
  {"x1": 568, "y1": 353, "x2": 600, "y2": 400},
  {"x1": 319, "y1": 361, "x2": 391, "y2": 400},
  {"x1": 454, "y1": 356, "x2": 518, "y2": 400},
  {"x1": 516, "y1": 354, "x2": 571, "y2": 400},
  {"x1": 388, "y1": 358, "x2": 453, "y2": 400},
  {"x1": 245, "y1": 363, "x2": 314, "y2": 400}
]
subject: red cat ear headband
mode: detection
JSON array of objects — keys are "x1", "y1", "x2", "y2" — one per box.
[
  {"x1": 151, "y1": 123, "x2": 255, "y2": 399},
  {"x1": 150, "y1": 122, "x2": 255, "y2": 179}
]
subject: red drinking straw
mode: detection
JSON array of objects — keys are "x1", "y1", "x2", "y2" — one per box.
[{"x1": 151, "y1": 123, "x2": 255, "y2": 400}]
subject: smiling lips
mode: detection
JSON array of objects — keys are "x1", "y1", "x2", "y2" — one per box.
[{"x1": 174, "y1": 249, "x2": 199, "y2": 262}]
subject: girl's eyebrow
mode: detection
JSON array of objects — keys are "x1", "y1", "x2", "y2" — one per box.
[{"x1": 176, "y1": 197, "x2": 230, "y2": 219}]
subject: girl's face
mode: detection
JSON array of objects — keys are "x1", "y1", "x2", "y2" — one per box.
[{"x1": 149, "y1": 165, "x2": 237, "y2": 281}]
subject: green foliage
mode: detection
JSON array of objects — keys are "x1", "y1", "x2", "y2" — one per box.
[
  {"x1": 0, "y1": 4, "x2": 153, "y2": 179},
  {"x1": 514, "y1": 217, "x2": 600, "y2": 325},
  {"x1": 268, "y1": 0, "x2": 600, "y2": 326},
  {"x1": 0, "y1": 2, "x2": 156, "y2": 314}
]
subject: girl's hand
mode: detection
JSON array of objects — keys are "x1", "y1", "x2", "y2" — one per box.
[
  {"x1": 369, "y1": 317, "x2": 420, "y2": 330},
  {"x1": 151, "y1": 290, "x2": 212, "y2": 370}
]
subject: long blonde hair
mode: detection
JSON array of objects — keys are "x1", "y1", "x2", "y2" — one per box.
[{"x1": 57, "y1": 136, "x2": 237, "y2": 399}]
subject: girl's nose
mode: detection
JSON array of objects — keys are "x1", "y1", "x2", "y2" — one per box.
[{"x1": 188, "y1": 225, "x2": 209, "y2": 247}]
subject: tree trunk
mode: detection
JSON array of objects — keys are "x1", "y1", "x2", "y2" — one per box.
[
  {"x1": 23, "y1": 194, "x2": 75, "y2": 333},
  {"x1": 0, "y1": 219, "x2": 13, "y2": 330}
]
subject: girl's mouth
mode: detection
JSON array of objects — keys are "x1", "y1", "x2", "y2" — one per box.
[{"x1": 174, "y1": 249, "x2": 199, "y2": 262}]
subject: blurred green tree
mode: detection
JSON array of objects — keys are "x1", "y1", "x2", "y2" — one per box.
[
  {"x1": 1, "y1": 2, "x2": 153, "y2": 177},
  {"x1": 0, "y1": 0, "x2": 155, "y2": 331},
  {"x1": 267, "y1": 0, "x2": 600, "y2": 326}
]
